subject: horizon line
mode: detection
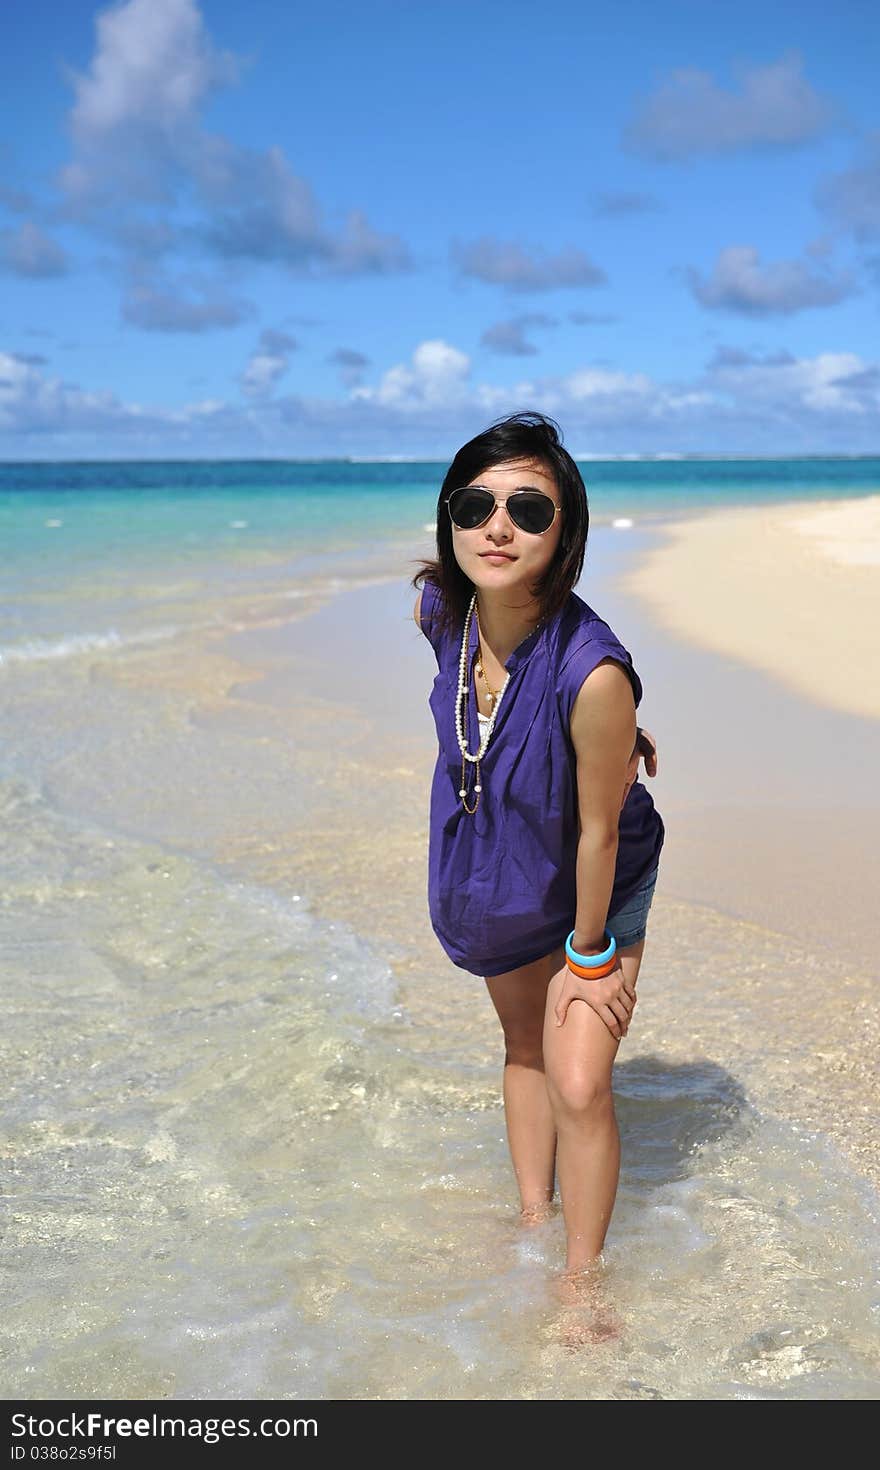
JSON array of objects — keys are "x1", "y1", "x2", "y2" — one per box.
[{"x1": 2, "y1": 451, "x2": 880, "y2": 467}]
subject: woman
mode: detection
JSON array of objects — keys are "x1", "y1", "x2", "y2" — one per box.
[{"x1": 411, "y1": 410, "x2": 665, "y2": 1278}]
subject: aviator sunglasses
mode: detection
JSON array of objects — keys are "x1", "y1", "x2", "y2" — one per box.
[{"x1": 445, "y1": 484, "x2": 561, "y2": 536}]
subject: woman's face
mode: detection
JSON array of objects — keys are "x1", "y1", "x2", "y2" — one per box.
[{"x1": 449, "y1": 457, "x2": 564, "y2": 601}]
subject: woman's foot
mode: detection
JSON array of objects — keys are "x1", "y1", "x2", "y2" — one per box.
[
  {"x1": 551, "y1": 1260, "x2": 623, "y2": 1347},
  {"x1": 519, "y1": 1198, "x2": 557, "y2": 1225},
  {"x1": 557, "y1": 1308, "x2": 621, "y2": 1349}
]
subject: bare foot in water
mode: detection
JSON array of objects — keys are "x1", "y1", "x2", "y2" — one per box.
[
  {"x1": 519, "y1": 1200, "x2": 557, "y2": 1226},
  {"x1": 557, "y1": 1306, "x2": 622, "y2": 1349},
  {"x1": 552, "y1": 1262, "x2": 623, "y2": 1348}
]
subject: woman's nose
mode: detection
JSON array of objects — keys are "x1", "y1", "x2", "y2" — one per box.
[{"x1": 485, "y1": 502, "x2": 513, "y2": 534}]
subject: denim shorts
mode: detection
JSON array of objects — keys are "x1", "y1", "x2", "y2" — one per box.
[{"x1": 604, "y1": 864, "x2": 660, "y2": 949}]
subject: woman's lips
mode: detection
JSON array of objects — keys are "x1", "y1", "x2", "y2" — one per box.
[{"x1": 479, "y1": 551, "x2": 516, "y2": 562}]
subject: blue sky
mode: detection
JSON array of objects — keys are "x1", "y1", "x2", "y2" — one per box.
[{"x1": 1, "y1": 0, "x2": 879, "y2": 458}]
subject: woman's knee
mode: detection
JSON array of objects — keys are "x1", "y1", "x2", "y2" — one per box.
[
  {"x1": 546, "y1": 1066, "x2": 614, "y2": 1119},
  {"x1": 502, "y1": 1026, "x2": 545, "y2": 1068}
]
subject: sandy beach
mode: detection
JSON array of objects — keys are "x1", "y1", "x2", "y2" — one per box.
[{"x1": 621, "y1": 494, "x2": 880, "y2": 722}]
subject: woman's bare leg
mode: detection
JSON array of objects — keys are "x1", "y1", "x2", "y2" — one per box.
[
  {"x1": 484, "y1": 945, "x2": 565, "y2": 1214},
  {"x1": 543, "y1": 939, "x2": 646, "y2": 1272}
]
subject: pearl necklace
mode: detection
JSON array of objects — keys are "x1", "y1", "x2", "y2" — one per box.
[{"x1": 455, "y1": 592, "x2": 509, "y2": 813}]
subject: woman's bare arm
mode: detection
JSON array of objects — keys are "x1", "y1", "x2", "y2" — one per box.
[{"x1": 568, "y1": 658, "x2": 636, "y2": 951}]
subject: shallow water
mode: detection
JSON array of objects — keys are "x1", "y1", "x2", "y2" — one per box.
[{"x1": 2, "y1": 767, "x2": 878, "y2": 1400}]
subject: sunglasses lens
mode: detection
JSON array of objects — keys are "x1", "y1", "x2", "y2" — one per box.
[
  {"x1": 508, "y1": 493, "x2": 556, "y2": 534},
  {"x1": 448, "y1": 487, "x2": 495, "y2": 528}
]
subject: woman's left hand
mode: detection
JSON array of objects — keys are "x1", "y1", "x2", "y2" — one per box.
[
  {"x1": 621, "y1": 726, "x2": 658, "y2": 810},
  {"x1": 636, "y1": 725, "x2": 658, "y2": 776},
  {"x1": 551, "y1": 957, "x2": 637, "y2": 1039}
]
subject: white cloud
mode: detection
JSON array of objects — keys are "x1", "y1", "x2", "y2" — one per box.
[
  {"x1": 2, "y1": 341, "x2": 878, "y2": 456},
  {"x1": 54, "y1": 0, "x2": 410, "y2": 287},
  {"x1": 451, "y1": 237, "x2": 606, "y2": 292},
  {"x1": 351, "y1": 340, "x2": 471, "y2": 409},
  {"x1": 328, "y1": 347, "x2": 369, "y2": 389},
  {"x1": 480, "y1": 315, "x2": 556, "y2": 357},
  {"x1": 122, "y1": 271, "x2": 253, "y2": 331},
  {"x1": 566, "y1": 367, "x2": 655, "y2": 402},
  {"x1": 58, "y1": 0, "x2": 239, "y2": 211},
  {"x1": 65, "y1": 0, "x2": 239, "y2": 139},
  {"x1": 704, "y1": 346, "x2": 874, "y2": 414},
  {"x1": 625, "y1": 51, "x2": 837, "y2": 161},
  {"x1": 0, "y1": 220, "x2": 69, "y2": 277},
  {"x1": 240, "y1": 329, "x2": 298, "y2": 397},
  {"x1": 0, "y1": 349, "x2": 136, "y2": 434},
  {"x1": 816, "y1": 132, "x2": 880, "y2": 242},
  {"x1": 687, "y1": 245, "x2": 856, "y2": 315},
  {"x1": 593, "y1": 192, "x2": 663, "y2": 217},
  {"x1": 0, "y1": 347, "x2": 246, "y2": 445}
]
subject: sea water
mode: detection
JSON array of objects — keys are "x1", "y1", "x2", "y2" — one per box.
[{"x1": 5, "y1": 455, "x2": 880, "y2": 659}]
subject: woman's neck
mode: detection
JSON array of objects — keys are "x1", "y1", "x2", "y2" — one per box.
[{"x1": 475, "y1": 589, "x2": 544, "y2": 664}]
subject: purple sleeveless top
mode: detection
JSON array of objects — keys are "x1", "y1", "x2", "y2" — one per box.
[{"x1": 420, "y1": 579, "x2": 665, "y2": 978}]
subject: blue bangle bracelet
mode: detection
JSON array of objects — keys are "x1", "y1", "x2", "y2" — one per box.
[{"x1": 565, "y1": 929, "x2": 617, "y2": 968}]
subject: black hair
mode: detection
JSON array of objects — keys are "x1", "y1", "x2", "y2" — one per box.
[{"x1": 410, "y1": 409, "x2": 589, "y2": 639}]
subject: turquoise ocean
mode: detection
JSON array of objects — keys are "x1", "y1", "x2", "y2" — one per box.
[
  {"x1": 5, "y1": 456, "x2": 880, "y2": 662},
  {"x1": 2, "y1": 457, "x2": 879, "y2": 1399}
]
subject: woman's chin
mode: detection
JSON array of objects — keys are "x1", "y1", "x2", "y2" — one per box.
[{"x1": 471, "y1": 562, "x2": 529, "y2": 589}]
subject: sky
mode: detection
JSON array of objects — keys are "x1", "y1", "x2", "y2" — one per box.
[{"x1": 1, "y1": 0, "x2": 879, "y2": 459}]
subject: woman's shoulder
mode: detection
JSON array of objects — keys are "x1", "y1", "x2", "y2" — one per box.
[
  {"x1": 554, "y1": 591, "x2": 643, "y2": 710},
  {"x1": 557, "y1": 590, "x2": 627, "y2": 658},
  {"x1": 417, "y1": 575, "x2": 446, "y2": 625},
  {"x1": 415, "y1": 576, "x2": 450, "y2": 665}
]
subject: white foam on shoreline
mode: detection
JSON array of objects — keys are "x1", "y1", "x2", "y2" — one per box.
[{"x1": 0, "y1": 624, "x2": 181, "y2": 667}]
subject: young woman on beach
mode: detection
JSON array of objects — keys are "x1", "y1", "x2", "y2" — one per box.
[{"x1": 412, "y1": 410, "x2": 665, "y2": 1283}]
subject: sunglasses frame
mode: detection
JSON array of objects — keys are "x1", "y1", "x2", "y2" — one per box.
[{"x1": 444, "y1": 484, "x2": 562, "y2": 536}]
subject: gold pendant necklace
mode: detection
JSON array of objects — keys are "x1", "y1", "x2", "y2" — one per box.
[
  {"x1": 475, "y1": 654, "x2": 502, "y2": 711},
  {"x1": 474, "y1": 603, "x2": 505, "y2": 712}
]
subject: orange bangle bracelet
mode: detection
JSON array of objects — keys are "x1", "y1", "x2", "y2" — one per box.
[{"x1": 565, "y1": 953, "x2": 618, "y2": 980}]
